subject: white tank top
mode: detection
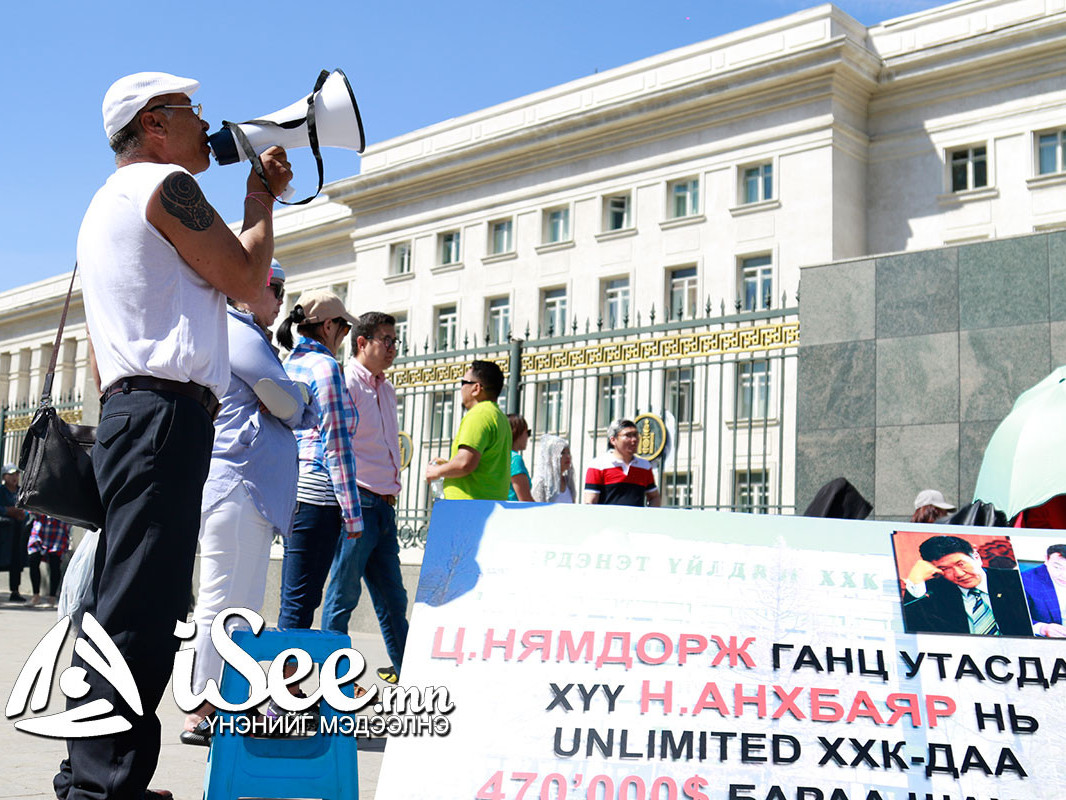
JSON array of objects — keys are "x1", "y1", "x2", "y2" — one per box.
[{"x1": 77, "y1": 162, "x2": 229, "y2": 396}]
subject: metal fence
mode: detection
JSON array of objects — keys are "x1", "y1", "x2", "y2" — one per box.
[
  {"x1": 388, "y1": 306, "x2": 799, "y2": 549},
  {"x1": 0, "y1": 395, "x2": 84, "y2": 469}
]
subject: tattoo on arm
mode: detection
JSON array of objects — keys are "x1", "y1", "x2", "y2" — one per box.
[{"x1": 159, "y1": 172, "x2": 215, "y2": 231}]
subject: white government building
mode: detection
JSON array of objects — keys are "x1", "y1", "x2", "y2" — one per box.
[{"x1": 1, "y1": 0, "x2": 1064, "y2": 525}]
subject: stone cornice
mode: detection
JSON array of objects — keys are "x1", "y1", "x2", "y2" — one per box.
[
  {"x1": 328, "y1": 39, "x2": 880, "y2": 216},
  {"x1": 0, "y1": 273, "x2": 82, "y2": 320},
  {"x1": 351, "y1": 6, "x2": 867, "y2": 173},
  {"x1": 872, "y1": 7, "x2": 1066, "y2": 87}
]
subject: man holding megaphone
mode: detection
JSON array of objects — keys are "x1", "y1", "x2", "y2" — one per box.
[{"x1": 54, "y1": 72, "x2": 291, "y2": 800}]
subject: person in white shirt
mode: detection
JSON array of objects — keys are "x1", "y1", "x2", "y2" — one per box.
[{"x1": 55, "y1": 71, "x2": 291, "y2": 800}]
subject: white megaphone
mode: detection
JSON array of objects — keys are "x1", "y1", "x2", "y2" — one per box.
[{"x1": 207, "y1": 69, "x2": 365, "y2": 202}]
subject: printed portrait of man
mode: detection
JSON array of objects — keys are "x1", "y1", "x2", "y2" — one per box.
[
  {"x1": 1022, "y1": 544, "x2": 1066, "y2": 638},
  {"x1": 894, "y1": 532, "x2": 1033, "y2": 637}
]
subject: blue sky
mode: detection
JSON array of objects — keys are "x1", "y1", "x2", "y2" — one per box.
[{"x1": 0, "y1": 0, "x2": 946, "y2": 294}]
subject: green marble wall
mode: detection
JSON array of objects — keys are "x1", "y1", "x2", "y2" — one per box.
[{"x1": 797, "y1": 231, "x2": 1066, "y2": 520}]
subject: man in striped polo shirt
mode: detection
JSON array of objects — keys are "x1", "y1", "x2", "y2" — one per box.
[{"x1": 584, "y1": 419, "x2": 661, "y2": 508}]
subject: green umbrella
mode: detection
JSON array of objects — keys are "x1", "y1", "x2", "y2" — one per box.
[{"x1": 973, "y1": 365, "x2": 1066, "y2": 519}]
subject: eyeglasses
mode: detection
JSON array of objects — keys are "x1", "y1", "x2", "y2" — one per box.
[
  {"x1": 269, "y1": 283, "x2": 285, "y2": 301},
  {"x1": 333, "y1": 317, "x2": 352, "y2": 333},
  {"x1": 370, "y1": 335, "x2": 401, "y2": 350},
  {"x1": 147, "y1": 103, "x2": 203, "y2": 119},
  {"x1": 460, "y1": 379, "x2": 477, "y2": 387}
]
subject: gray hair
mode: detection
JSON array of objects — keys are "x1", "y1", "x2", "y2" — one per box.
[
  {"x1": 606, "y1": 418, "x2": 636, "y2": 444},
  {"x1": 108, "y1": 118, "x2": 142, "y2": 159}
]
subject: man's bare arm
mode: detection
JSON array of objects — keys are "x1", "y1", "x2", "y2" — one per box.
[{"x1": 146, "y1": 147, "x2": 291, "y2": 303}]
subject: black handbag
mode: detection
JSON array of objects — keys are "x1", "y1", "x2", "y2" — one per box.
[{"x1": 17, "y1": 265, "x2": 105, "y2": 530}]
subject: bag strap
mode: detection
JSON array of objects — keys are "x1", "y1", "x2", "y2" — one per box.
[
  {"x1": 40, "y1": 264, "x2": 77, "y2": 407},
  {"x1": 226, "y1": 69, "x2": 329, "y2": 207}
]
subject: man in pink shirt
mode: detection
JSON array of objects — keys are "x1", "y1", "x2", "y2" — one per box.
[{"x1": 323, "y1": 312, "x2": 409, "y2": 682}]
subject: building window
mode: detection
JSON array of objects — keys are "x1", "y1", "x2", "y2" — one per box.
[
  {"x1": 950, "y1": 146, "x2": 987, "y2": 192},
  {"x1": 668, "y1": 177, "x2": 699, "y2": 218},
  {"x1": 603, "y1": 277, "x2": 630, "y2": 329},
  {"x1": 489, "y1": 219, "x2": 513, "y2": 254},
  {"x1": 736, "y1": 360, "x2": 770, "y2": 420},
  {"x1": 438, "y1": 231, "x2": 462, "y2": 265},
  {"x1": 435, "y1": 305, "x2": 457, "y2": 350},
  {"x1": 667, "y1": 266, "x2": 698, "y2": 319},
  {"x1": 663, "y1": 472, "x2": 693, "y2": 507},
  {"x1": 487, "y1": 297, "x2": 510, "y2": 344},
  {"x1": 735, "y1": 469, "x2": 769, "y2": 513},
  {"x1": 742, "y1": 162, "x2": 773, "y2": 204},
  {"x1": 429, "y1": 390, "x2": 455, "y2": 440},
  {"x1": 665, "y1": 367, "x2": 694, "y2": 424},
  {"x1": 537, "y1": 380, "x2": 565, "y2": 433},
  {"x1": 392, "y1": 312, "x2": 408, "y2": 355},
  {"x1": 740, "y1": 255, "x2": 772, "y2": 312},
  {"x1": 542, "y1": 288, "x2": 567, "y2": 336},
  {"x1": 1037, "y1": 130, "x2": 1065, "y2": 175},
  {"x1": 603, "y1": 194, "x2": 631, "y2": 231},
  {"x1": 543, "y1": 207, "x2": 570, "y2": 243},
  {"x1": 390, "y1": 241, "x2": 412, "y2": 275},
  {"x1": 599, "y1": 373, "x2": 626, "y2": 424}
]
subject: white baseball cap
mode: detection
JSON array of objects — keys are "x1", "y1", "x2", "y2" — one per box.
[
  {"x1": 914, "y1": 488, "x2": 955, "y2": 511},
  {"x1": 102, "y1": 72, "x2": 200, "y2": 139},
  {"x1": 2, "y1": 464, "x2": 17, "y2": 475}
]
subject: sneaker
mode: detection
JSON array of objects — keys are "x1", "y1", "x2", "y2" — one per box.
[
  {"x1": 376, "y1": 666, "x2": 399, "y2": 684},
  {"x1": 28, "y1": 595, "x2": 41, "y2": 607},
  {"x1": 9, "y1": 593, "x2": 26, "y2": 603}
]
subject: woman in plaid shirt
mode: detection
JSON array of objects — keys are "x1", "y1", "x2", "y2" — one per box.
[
  {"x1": 27, "y1": 514, "x2": 70, "y2": 606},
  {"x1": 276, "y1": 289, "x2": 364, "y2": 628}
]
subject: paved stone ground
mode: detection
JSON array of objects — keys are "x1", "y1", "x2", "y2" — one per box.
[{"x1": 0, "y1": 599, "x2": 390, "y2": 800}]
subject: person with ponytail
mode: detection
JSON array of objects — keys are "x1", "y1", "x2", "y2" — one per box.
[{"x1": 277, "y1": 290, "x2": 365, "y2": 629}]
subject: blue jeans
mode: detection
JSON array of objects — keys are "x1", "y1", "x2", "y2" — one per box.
[
  {"x1": 278, "y1": 502, "x2": 343, "y2": 629},
  {"x1": 322, "y1": 492, "x2": 409, "y2": 672}
]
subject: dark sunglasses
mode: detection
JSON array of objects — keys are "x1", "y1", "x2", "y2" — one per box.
[
  {"x1": 460, "y1": 379, "x2": 477, "y2": 387},
  {"x1": 269, "y1": 283, "x2": 285, "y2": 301}
]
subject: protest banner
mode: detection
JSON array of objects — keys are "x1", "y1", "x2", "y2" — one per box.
[{"x1": 376, "y1": 501, "x2": 1066, "y2": 800}]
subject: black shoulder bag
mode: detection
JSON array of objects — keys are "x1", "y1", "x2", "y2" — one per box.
[{"x1": 17, "y1": 265, "x2": 105, "y2": 530}]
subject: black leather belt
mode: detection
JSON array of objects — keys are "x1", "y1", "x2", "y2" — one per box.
[
  {"x1": 101, "y1": 377, "x2": 220, "y2": 420},
  {"x1": 362, "y1": 488, "x2": 397, "y2": 506}
]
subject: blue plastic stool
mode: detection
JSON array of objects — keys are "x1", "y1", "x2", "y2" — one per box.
[{"x1": 202, "y1": 628, "x2": 360, "y2": 800}]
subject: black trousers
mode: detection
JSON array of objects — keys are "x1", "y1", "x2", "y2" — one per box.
[
  {"x1": 29, "y1": 551, "x2": 62, "y2": 597},
  {"x1": 54, "y1": 389, "x2": 212, "y2": 800},
  {"x1": 3, "y1": 515, "x2": 30, "y2": 593}
]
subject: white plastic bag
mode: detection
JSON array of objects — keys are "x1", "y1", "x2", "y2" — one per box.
[{"x1": 57, "y1": 529, "x2": 98, "y2": 630}]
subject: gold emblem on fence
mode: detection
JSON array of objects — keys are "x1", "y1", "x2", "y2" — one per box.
[
  {"x1": 634, "y1": 413, "x2": 667, "y2": 461},
  {"x1": 398, "y1": 431, "x2": 413, "y2": 471}
]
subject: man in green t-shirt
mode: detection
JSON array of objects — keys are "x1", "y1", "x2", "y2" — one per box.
[{"x1": 425, "y1": 360, "x2": 513, "y2": 500}]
